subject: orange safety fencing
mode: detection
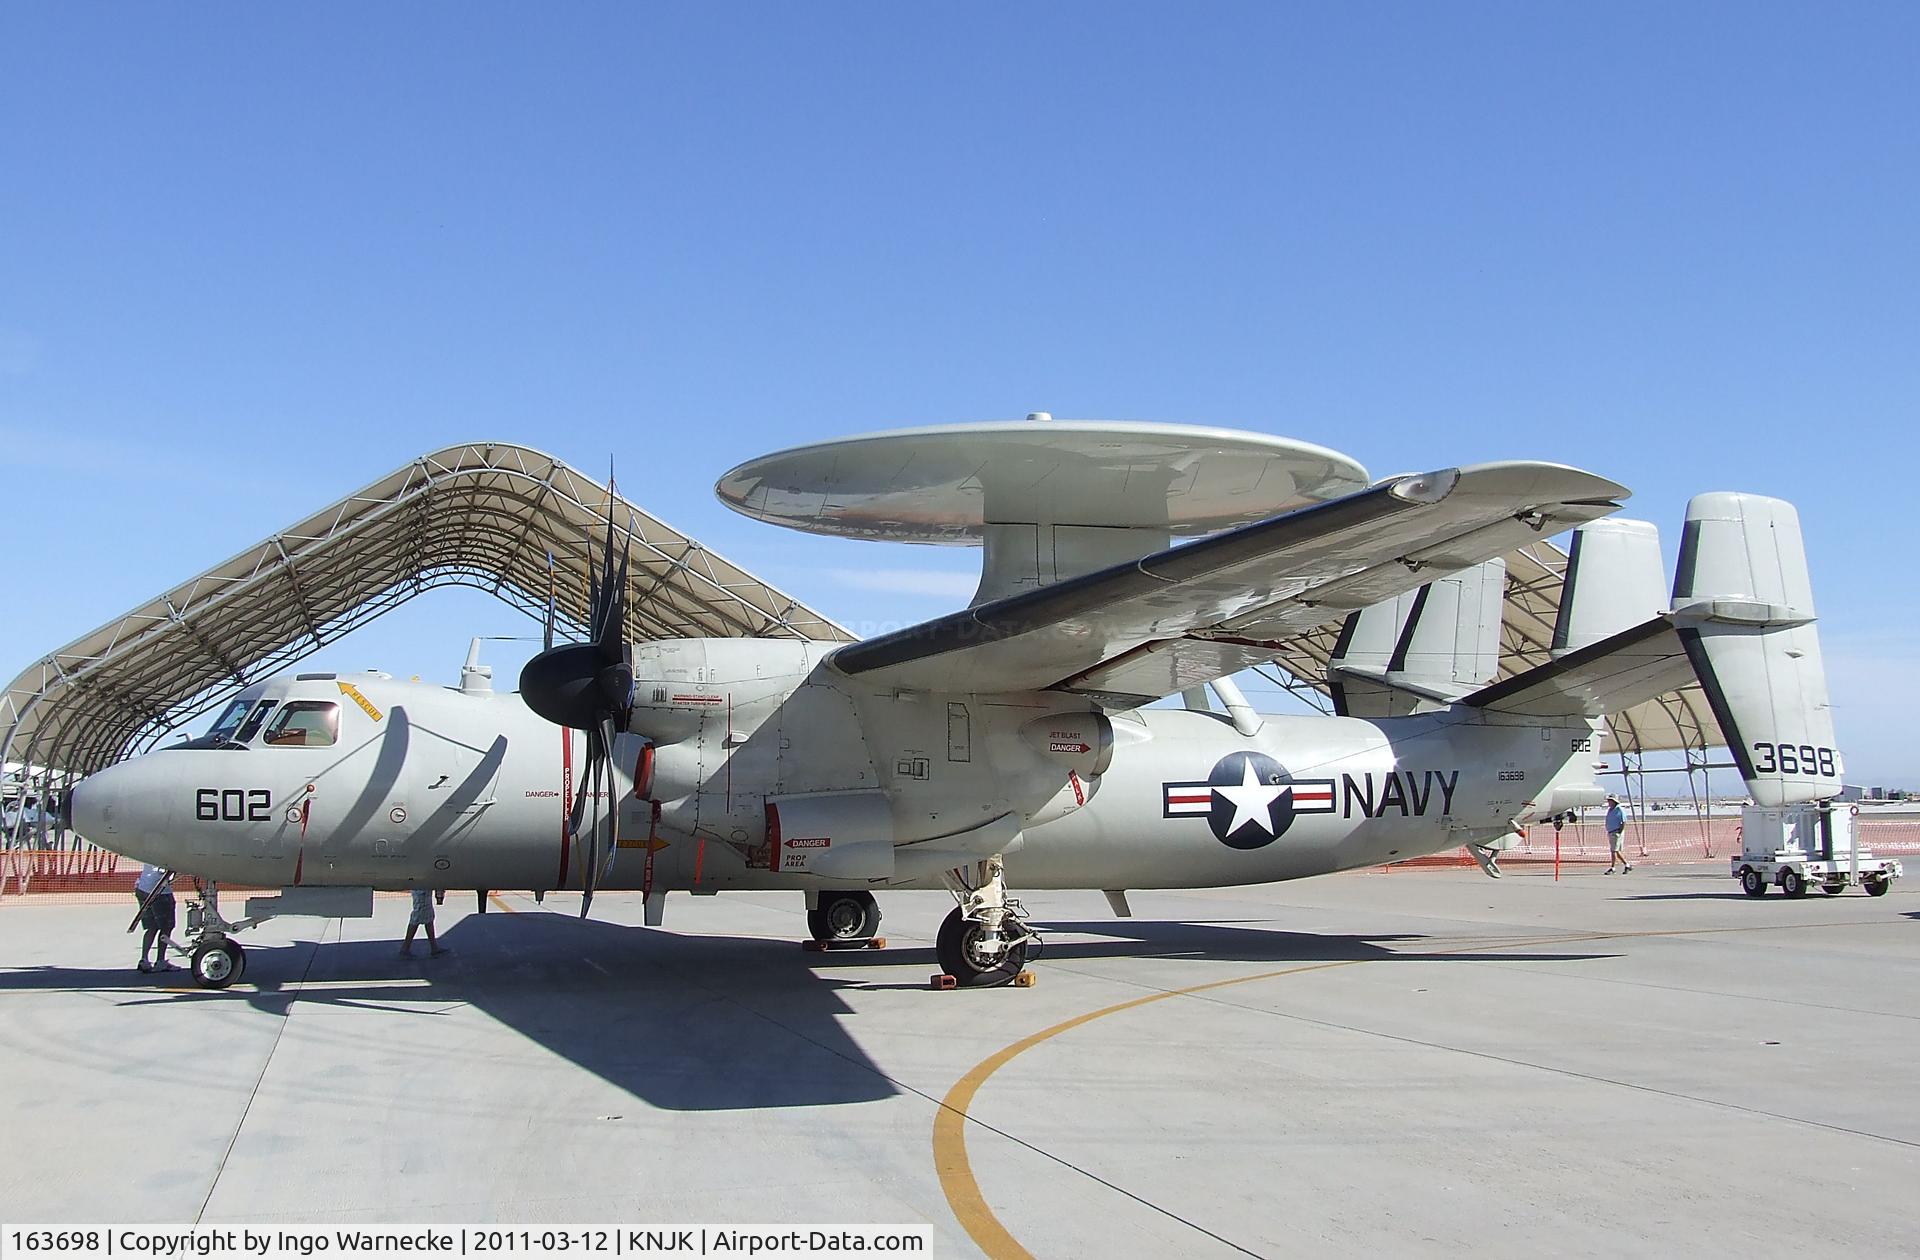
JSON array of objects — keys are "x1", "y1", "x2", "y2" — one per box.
[
  {"x1": 1384, "y1": 817, "x2": 1920, "y2": 871},
  {"x1": 0, "y1": 848, "x2": 276, "y2": 904}
]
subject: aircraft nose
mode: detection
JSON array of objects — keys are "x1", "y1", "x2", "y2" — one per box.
[
  {"x1": 67, "y1": 775, "x2": 108, "y2": 841},
  {"x1": 69, "y1": 759, "x2": 181, "y2": 867}
]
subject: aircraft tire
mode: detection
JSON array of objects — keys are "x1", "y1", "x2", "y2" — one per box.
[
  {"x1": 190, "y1": 939, "x2": 242, "y2": 989},
  {"x1": 809, "y1": 891, "x2": 880, "y2": 943},
  {"x1": 1740, "y1": 868, "x2": 1767, "y2": 897},
  {"x1": 935, "y1": 906, "x2": 1029, "y2": 988}
]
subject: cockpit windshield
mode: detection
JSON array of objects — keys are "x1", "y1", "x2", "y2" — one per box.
[{"x1": 179, "y1": 697, "x2": 278, "y2": 750}]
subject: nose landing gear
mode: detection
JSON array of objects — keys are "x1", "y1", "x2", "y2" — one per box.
[
  {"x1": 182, "y1": 885, "x2": 246, "y2": 989},
  {"x1": 189, "y1": 937, "x2": 246, "y2": 988}
]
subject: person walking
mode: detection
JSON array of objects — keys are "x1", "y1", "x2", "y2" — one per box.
[
  {"x1": 134, "y1": 864, "x2": 177, "y2": 972},
  {"x1": 1604, "y1": 795, "x2": 1633, "y2": 874},
  {"x1": 401, "y1": 887, "x2": 446, "y2": 957}
]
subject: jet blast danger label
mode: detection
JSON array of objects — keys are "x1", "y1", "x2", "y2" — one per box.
[{"x1": 1164, "y1": 753, "x2": 1460, "y2": 849}]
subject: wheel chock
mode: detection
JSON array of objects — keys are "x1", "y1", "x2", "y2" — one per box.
[
  {"x1": 1013, "y1": 972, "x2": 1037, "y2": 988},
  {"x1": 867, "y1": 936, "x2": 887, "y2": 949},
  {"x1": 801, "y1": 940, "x2": 827, "y2": 953},
  {"x1": 931, "y1": 973, "x2": 958, "y2": 990}
]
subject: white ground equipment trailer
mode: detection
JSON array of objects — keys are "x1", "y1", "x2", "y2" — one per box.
[{"x1": 1733, "y1": 804, "x2": 1900, "y2": 898}]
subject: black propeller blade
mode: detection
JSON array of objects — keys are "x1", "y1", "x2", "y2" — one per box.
[{"x1": 521, "y1": 470, "x2": 633, "y2": 918}]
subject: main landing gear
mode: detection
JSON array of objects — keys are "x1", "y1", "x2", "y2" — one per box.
[
  {"x1": 805, "y1": 890, "x2": 885, "y2": 950},
  {"x1": 935, "y1": 855, "x2": 1037, "y2": 988}
]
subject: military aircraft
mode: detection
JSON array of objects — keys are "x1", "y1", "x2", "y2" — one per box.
[{"x1": 69, "y1": 419, "x2": 1842, "y2": 989}]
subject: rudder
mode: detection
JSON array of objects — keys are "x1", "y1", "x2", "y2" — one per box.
[{"x1": 1672, "y1": 493, "x2": 1840, "y2": 806}]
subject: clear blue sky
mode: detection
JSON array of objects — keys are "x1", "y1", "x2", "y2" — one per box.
[{"x1": 2, "y1": 4, "x2": 1915, "y2": 785}]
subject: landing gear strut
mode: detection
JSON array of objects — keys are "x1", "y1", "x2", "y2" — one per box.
[
  {"x1": 808, "y1": 890, "x2": 882, "y2": 946},
  {"x1": 183, "y1": 882, "x2": 246, "y2": 989},
  {"x1": 936, "y1": 855, "x2": 1035, "y2": 987}
]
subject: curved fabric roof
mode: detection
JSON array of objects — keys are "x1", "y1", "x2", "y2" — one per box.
[
  {"x1": 2, "y1": 442, "x2": 853, "y2": 776},
  {"x1": 2, "y1": 443, "x2": 1716, "y2": 779}
]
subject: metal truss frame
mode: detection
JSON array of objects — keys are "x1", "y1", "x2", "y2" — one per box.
[{"x1": 2, "y1": 442, "x2": 853, "y2": 787}]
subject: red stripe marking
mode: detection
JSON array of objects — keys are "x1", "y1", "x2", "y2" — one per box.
[
  {"x1": 557, "y1": 728, "x2": 573, "y2": 888},
  {"x1": 1166, "y1": 792, "x2": 1213, "y2": 805}
]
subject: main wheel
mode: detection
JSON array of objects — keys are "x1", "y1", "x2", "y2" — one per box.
[
  {"x1": 1822, "y1": 881, "x2": 1845, "y2": 896},
  {"x1": 190, "y1": 939, "x2": 243, "y2": 989},
  {"x1": 1740, "y1": 868, "x2": 1767, "y2": 897},
  {"x1": 1781, "y1": 868, "x2": 1807, "y2": 899},
  {"x1": 935, "y1": 905, "x2": 1030, "y2": 988},
  {"x1": 1865, "y1": 876, "x2": 1891, "y2": 897},
  {"x1": 808, "y1": 891, "x2": 881, "y2": 943}
]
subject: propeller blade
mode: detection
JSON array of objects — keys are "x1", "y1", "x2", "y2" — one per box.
[
  {"x1": 580, "y1": 725, "x2": 604, "y2": 918},
  {"x1": 598, "y1": 716, "x2": 621, "y2": 885}
]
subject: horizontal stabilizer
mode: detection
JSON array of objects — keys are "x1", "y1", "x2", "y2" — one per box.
[
  {"x1": 1462, "y1": 617, "x2": 1695, "y2": 719},
  {"x1": 1464, "y1": 491, "x2": 1842, "y2": 808}
]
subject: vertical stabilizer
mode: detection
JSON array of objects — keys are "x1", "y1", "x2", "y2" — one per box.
[
  {"x1": 1328, "y1": 560, "x2": 1504, "y2": 716},
  {"x1": 1388, "y1": 558, "x2": 1505, "y2": 693},
  {"x1": 1552, "y1": 519, "x2": 1667, "y2": 656},
  {"x1": 1672, "y1": 493, "x2": 1840, "y2": 806}
]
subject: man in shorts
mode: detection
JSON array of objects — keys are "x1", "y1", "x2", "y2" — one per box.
[
  {"x1": 134, "y1": 863, "x2": 176, "y2": 972},
  {"x1": 401, "y1": 887, "x2": 446, "y2": 957},
  {"x1": 1604, "y1": 795, "x2": 1633, "y2": 873}
]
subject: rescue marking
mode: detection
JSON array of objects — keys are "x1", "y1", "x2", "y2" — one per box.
[{"x1": 335, "y1": 681, "x2": 383, "y2": 722}]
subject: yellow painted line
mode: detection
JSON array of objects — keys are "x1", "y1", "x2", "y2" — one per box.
[
  {"x1": 931, "y1": 913, "x2": 1898, "y2": 1258},
  {"x1": 933, "y1": 959, "x2": 1364, "y2": 1260},
  {"x1": 488, "y1": 894, "x2": 516, "y2": 914}
]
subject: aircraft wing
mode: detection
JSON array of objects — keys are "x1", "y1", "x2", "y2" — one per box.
[{"x1": 828, "y1": 463, "x2": 1628, "y2": 700}]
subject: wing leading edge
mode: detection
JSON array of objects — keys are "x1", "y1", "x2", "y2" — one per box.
[{"x1": 829, "y1": 462, "x2": 1627, "y2": 699}]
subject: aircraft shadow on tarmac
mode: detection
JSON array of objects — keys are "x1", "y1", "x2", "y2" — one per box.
[{"x1": 0, "y1": 912, "x2": 1609, "y2": 1111}]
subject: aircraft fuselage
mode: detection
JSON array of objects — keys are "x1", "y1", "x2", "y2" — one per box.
[{"x1": 71, "y1": 641, "x2": 1597, "y2": 896}]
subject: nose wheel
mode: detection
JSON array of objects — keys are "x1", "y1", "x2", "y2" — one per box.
[{"x1": 189, "y1": 938, "x2": 246, "y2": 989}]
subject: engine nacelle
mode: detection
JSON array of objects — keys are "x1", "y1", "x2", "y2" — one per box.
[
  {"x1": 764, "y1": 790, "x2": 894, "y2": 875},
  {"x1": 1020, "y1": 712, "x2": 1114, "y2": 778}
]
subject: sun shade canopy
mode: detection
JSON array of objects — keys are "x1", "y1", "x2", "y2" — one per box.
[{"x1": 2, "y1": 442, "x2": 854, "y2": 777}]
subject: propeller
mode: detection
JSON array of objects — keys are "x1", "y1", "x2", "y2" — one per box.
[{"x1": 521, "y1": 473, "x2": 633, "y2": 917}]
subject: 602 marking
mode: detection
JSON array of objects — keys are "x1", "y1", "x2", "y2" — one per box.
[{"x1": 194, "y1": 787, "x2": 272, "y2": 822}]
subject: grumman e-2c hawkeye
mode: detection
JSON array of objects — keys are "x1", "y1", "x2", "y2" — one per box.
[{"x1": 70, "y1": 419, "x2": 1844, "y2": 988}]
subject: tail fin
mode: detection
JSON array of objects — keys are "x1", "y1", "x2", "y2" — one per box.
[
  {"x1": 1328, "y1": 559, "x2": 1504, "y2": 717},
  {"x1": 1461, "y1": 493, "x2": 1842, "y2": 806},
  {"x1": 1671, "y1": 493, "x2": 1839, "y2": 805},
  {"x1": 1551, "y1": 518, "x2": 1667, "y2": 655}
]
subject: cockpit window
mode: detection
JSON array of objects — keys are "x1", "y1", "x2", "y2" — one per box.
[
  {"x1": 206, "y1": 699, "x2": 251, "y2": 742},
  {"x1": 262, "y1": 701, "x2": 341, "y2": 748},
  {"x1": 235, "y1": 701, "x2": 277, "y2": 743},
  {"x1": 180, "y1": 697, "x2": 258, "y2": 750}
]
